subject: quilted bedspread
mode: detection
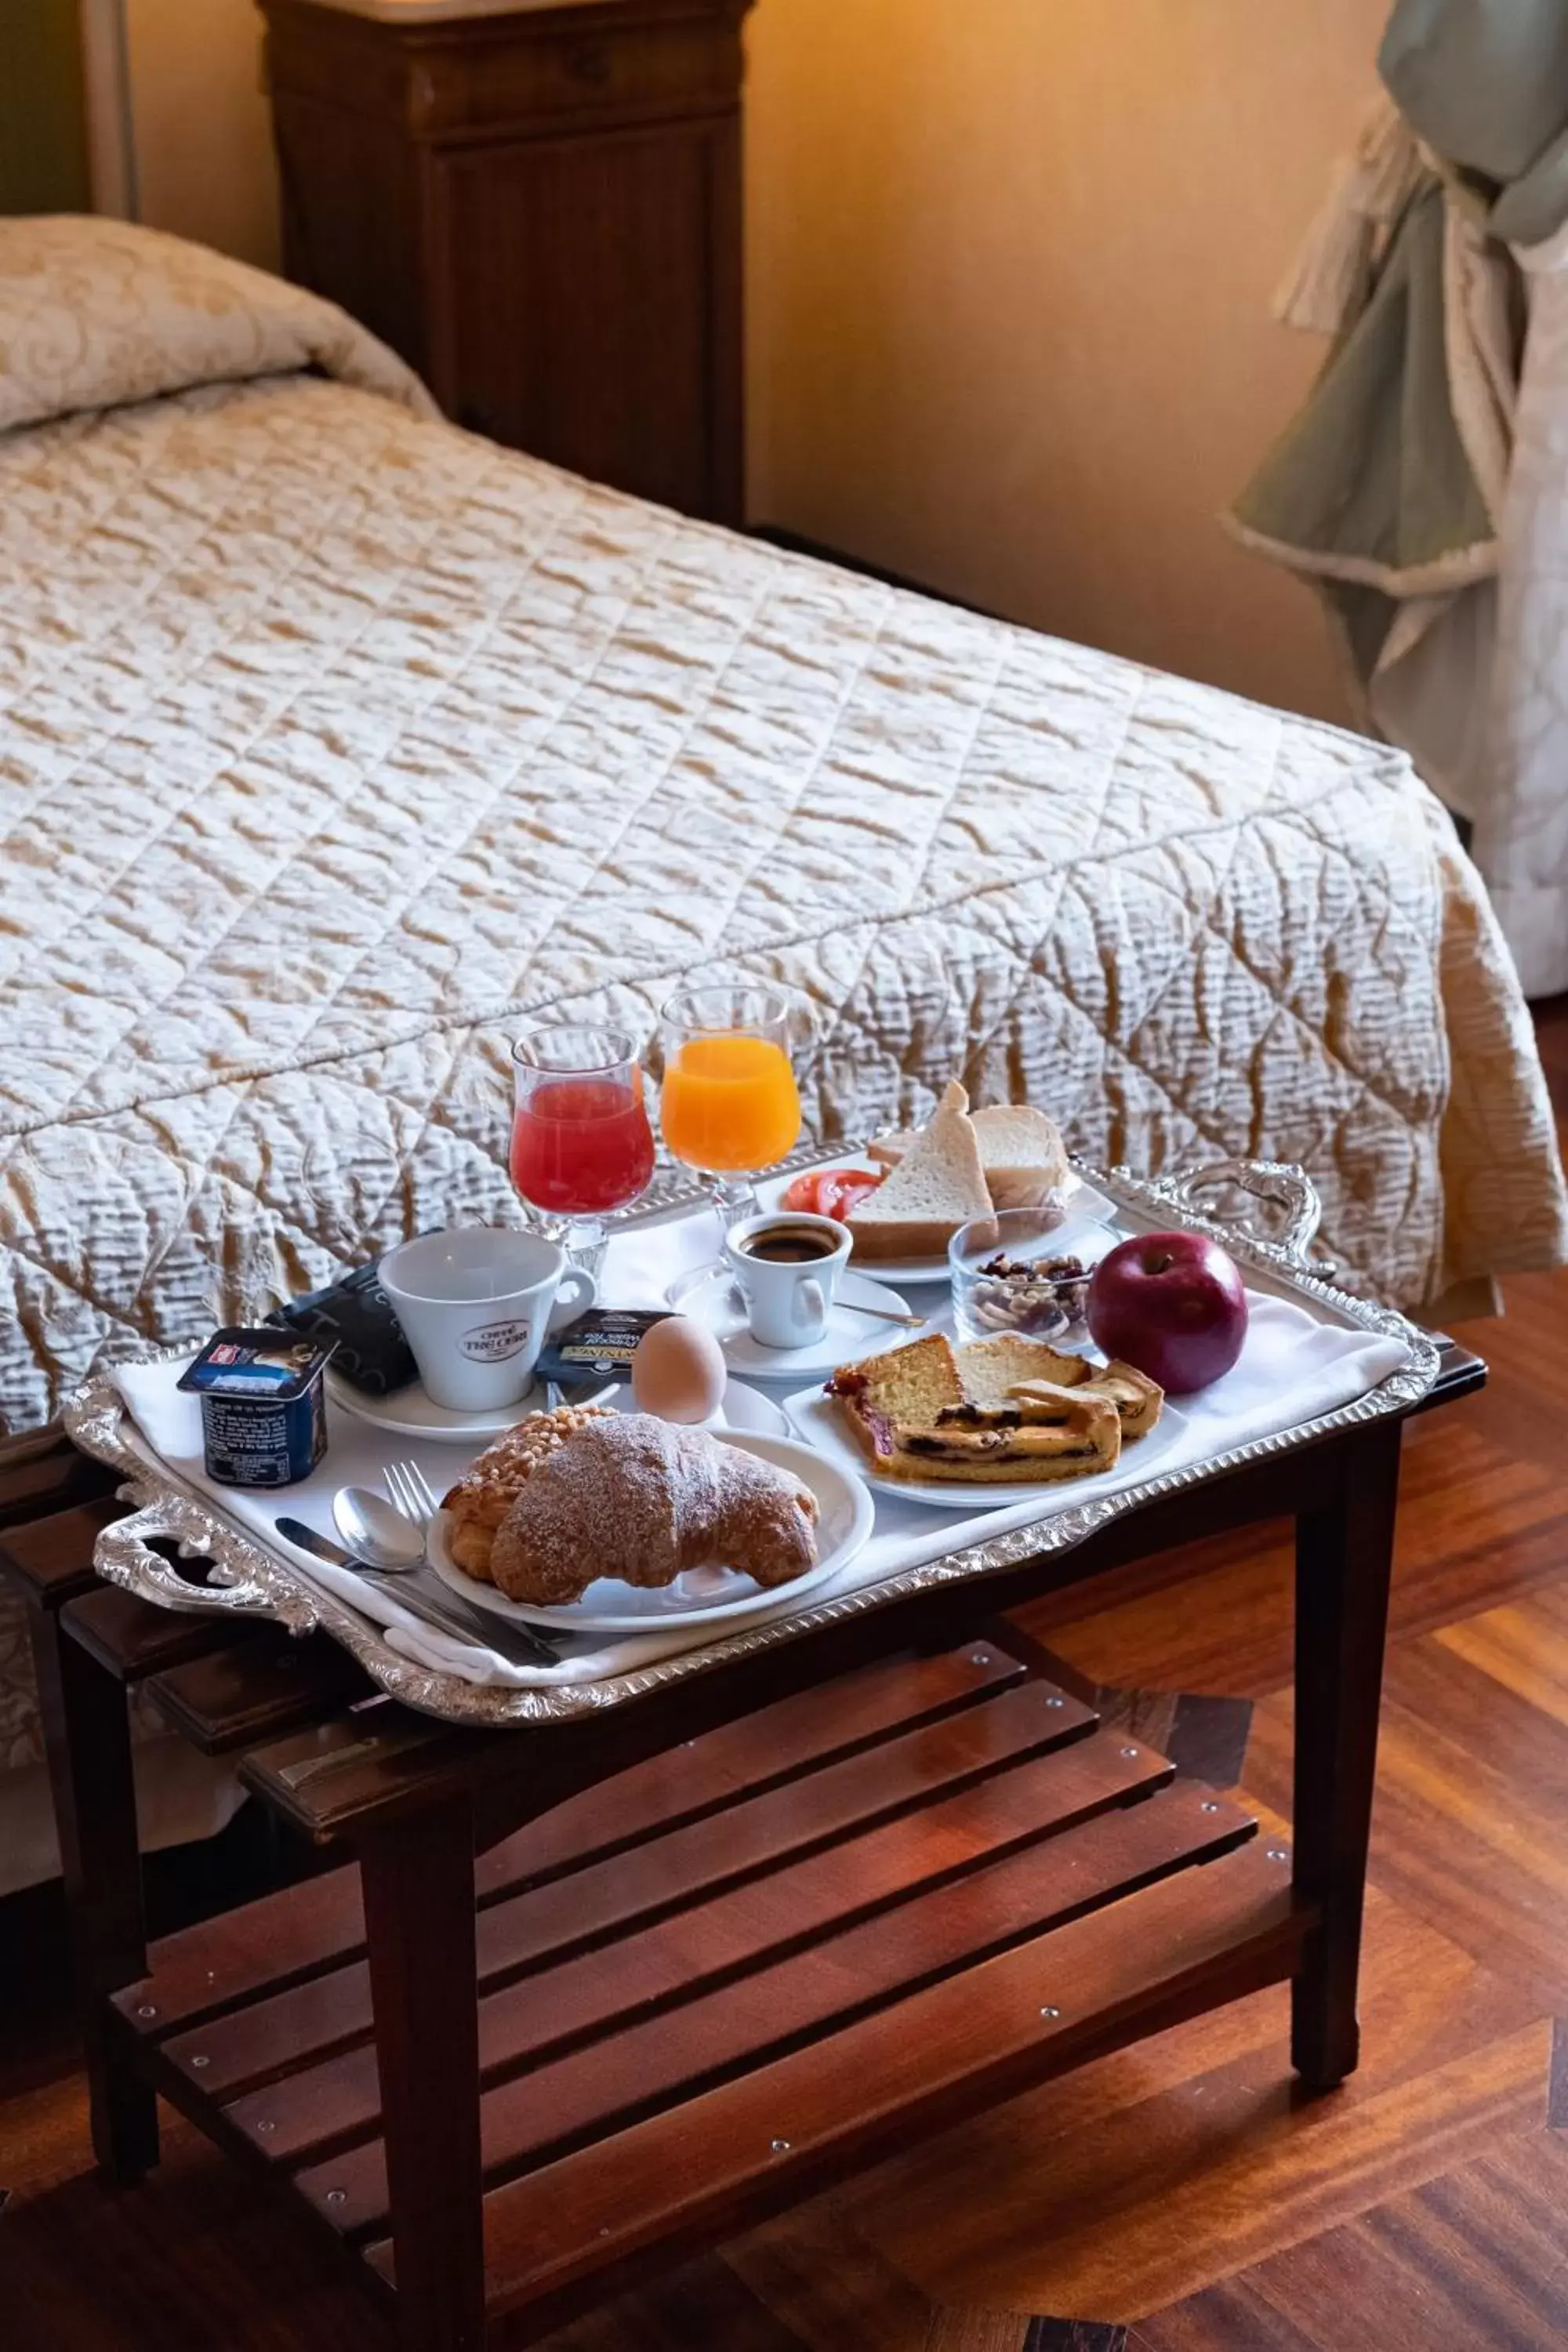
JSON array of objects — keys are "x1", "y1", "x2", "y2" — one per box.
[
  {"x1": 0, "y1": 211, "x2": 1563, "y2": 1452},
  {"x1": 3, "y1": 211, "x2": 1566, "y2": 1450}
]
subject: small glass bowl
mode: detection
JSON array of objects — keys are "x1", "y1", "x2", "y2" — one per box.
[{"x1": 949, "y1": 1209, "x2": 1116, "y2": 1351}]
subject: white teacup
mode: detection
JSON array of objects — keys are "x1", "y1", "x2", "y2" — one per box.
[
  {"x1": 379, "y1": 1229, "x2": 597, "y2": 1413},
  {"x1": 725, "y1": 1212, "x2": 851, "y2": 1350}
]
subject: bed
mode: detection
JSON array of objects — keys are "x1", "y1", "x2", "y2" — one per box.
[{"x1": 2, "y1": 215, "x2": 1565, "y2": 1872}]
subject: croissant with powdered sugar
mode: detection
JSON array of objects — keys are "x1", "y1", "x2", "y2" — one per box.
[{"x1": 488, "y1": 1414, "x2": 820, "y2": 1607}]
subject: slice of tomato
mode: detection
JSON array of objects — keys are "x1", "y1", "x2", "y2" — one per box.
[
  {"x1": 782, "y1": 1167, "x2": 884, "y2": 1221},
  {"x1": 821, "y1": 1173, "x2": 882, "y2": 1221},
  {"x1": 781, "y1": 1171, "x2": 829, "y2": 1214},
  {"x1": 782, "y1": 1167, "x2": 881, "y2": 1218}
]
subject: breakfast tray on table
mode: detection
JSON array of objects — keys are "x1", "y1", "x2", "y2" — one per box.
[
  {"x1": 67, "y1": 1153, "x2": 1438, "y2": 1728},
  {"x1": 30, "y1": 1152, "x2": 1458, "y2": 2350}
]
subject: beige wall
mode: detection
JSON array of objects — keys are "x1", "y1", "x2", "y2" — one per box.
[
  {"x1": 125, "y1": 0, "x2": 278, "y2": 267},
  {"x1": 118, "y1": 0, "x2": 1381, "y2": 724},
  {"x1": 746, "y1": 0, "x2": 1388, "y2": 724}
]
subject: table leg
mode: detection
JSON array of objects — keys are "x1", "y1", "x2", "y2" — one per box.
[
  {"x1": 28, "y1": 1606, "x2": 160, "y2": 2181},
  {"x1": 361, "y1": 1795, "x2": 486, "y2": 2352},
  {"x1": 1290, "y1": 1421, "x2": 1402, "y2": 2092}
]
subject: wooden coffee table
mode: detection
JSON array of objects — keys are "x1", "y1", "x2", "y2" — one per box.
[{"x1": 0, "y1": 1342, "x2": 1482, "y2": 2350}]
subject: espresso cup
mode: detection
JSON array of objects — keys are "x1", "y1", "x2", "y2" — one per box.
[
  {"x1": 378, "y1": 1229, "x2": 597, "y2": 1412},
  {"x1": 725, "y1": 1212, "x2": 851, "y2": 1349}
]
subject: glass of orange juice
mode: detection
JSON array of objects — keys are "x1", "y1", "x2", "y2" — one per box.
[{"x1": 659, "y1": 982, "x2": 811, "y2": 1230}]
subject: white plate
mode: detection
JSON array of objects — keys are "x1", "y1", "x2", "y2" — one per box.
[
  {"x1": 755, "y1": 1159, "x2": 1120, "y2": 1286},
  {"x1": 325, "y1": 1366, "x2": 617, "y2": 1445},
  {"x1": 782, "y1": 1379, "x2": 1190, "y2": 1512},
  {"x1": 428, "y1": 1429, "x2": 874, "y2": 1632},
  {"x1": 666, "y1": 1263, "x2": 924, "y2": 1379}
]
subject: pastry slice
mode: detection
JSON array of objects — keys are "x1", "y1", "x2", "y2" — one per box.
[
  {"x1": 1078, "y1": 1360, "x2": 1163, "y2": 1439},
  {"x1": 1007, "y1": 1367, "x2": 1163, "y2": 1440},
  {"x1": 959, "y1": 1333, "x2": 1163, "y2": 1441},
  {"x1": 959, "y1": 1334, "x2": 1090, "y2": 1403},
  {"x1": 911, "y1": 1386, "x2": 1120, "y2": 1482},
  {"x1": 827, "y1": 1330, "x2": 1120, "y2": 1484},
  {"x1": 845, "y1": 1082, "x2": 993, "y2": 1261},
  {"x1": 826, "y1": 1334, "x2": 965, "y2": 1472}
]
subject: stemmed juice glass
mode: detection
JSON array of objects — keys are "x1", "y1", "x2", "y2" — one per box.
[
  {"x1": 510, "y1": 1023, "x2": 656, "y2": 1268},
  {"x1": 659, "y1": 982, "x2": 809, "y2": 1232}
]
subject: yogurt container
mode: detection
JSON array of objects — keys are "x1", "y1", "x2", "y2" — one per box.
[{"x1": 177, "y1": 1328, "x2": 333, "y2": 1487}]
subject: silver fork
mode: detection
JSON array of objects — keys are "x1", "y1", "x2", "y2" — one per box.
[
  {"x1": 386, "y1": 1459, "x2": 442, "y2": 1555},
  {"x1": 385, "y1": 1458, "x2": 562, "y2": 1664}
]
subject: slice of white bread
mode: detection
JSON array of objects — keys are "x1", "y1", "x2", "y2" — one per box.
[
  {"x1": 865, "y1": 1102, "x2": 1069, "y2": 1216},
  {"x1": 845, "y1": 1083, "x2": 993, "y2": 1261},
  {"x1": 866, "y1": 1131, "x2": 918, "y2": 1170},
  {"x1": 969, "y1": 1105, "x2": 1071, "y2": 1212}
]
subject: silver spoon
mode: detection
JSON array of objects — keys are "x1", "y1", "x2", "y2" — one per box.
[
  {"x1": 331, "y1": 1486, "x2": 561, "y2": 1665},
  {"x1": 333, "y1": 1485, "x2": 426, "y2": 1570}
]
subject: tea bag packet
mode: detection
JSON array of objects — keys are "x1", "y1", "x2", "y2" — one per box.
[
  {"x1": 534, "y1": 1308, "x2": 672, "y2": 1385},
  {"x1": 267, "y1": 1258, "x2": 418, "y2": 1395}
]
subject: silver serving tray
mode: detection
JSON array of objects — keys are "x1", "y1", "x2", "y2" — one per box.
[{"x1": 64, "y1": 1156, "x2": 1440, "y2": 1730}]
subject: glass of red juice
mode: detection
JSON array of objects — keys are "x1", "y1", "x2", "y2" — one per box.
[{"x1": 510, "y1": 1024, "x2": 655, "y2": 1269}]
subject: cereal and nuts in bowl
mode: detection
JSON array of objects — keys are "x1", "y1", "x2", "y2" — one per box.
[{"x1": 949, "y1": 1210, "x2": 1118, "y2": 1349}]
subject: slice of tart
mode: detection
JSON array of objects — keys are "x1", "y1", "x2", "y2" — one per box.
[
  {"x1": 919, "y1": 1387, "x2": 1121, "y2": 1482},
  {"x1": 1076, "y1": 1359, "x2": 1163, "y2": 1439},
  {"x1": 826, "y1": 1332, "x2": 1121, "y2": 1483},
  {"x1": 959, "y1": 1334, "x2": 1088, "y2": 1403},
  {"x1": 826, "y1": 1334, "x2": 965, "y2": 1472},
  {"x1": 960, "y1": 1332, "x2": 1163, "y2": 1439}
]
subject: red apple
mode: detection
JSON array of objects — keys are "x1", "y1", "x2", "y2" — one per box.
[{"x1": 1087, "y1": 1231, "x2": 1249, "y2": 1395}]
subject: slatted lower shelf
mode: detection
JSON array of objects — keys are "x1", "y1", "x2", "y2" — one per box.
[{"x1": 113, "y1": 1643, "x2": 1311, "y2": 2334}]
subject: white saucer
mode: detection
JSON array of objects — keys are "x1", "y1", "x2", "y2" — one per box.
[
  {"x1": 428, "y1": 1431, "x2": 874, "y2": 1633},
  {"x1": 754, "y1": 1159, "x2": 1120, "y2": 1286},
  {"x1": 602, "y1": 1377, "x2": 791, "y2": 1439},
  {"x1": 328, "y1": 1362, "x2": 785, "y2": 1447},
  {"x1": 325, "y1": 1366, "x2": 615, "y2": 1446},
  {"x1": 666, "y1": 1262, "x2": 923, "y2": 1380},
  {"x1": 783, "y1": 1380, "x2": 1190, "y2": 1512},
  {"x1": 702, "y1": 1379, "x2": 790, "y2": 1437}
]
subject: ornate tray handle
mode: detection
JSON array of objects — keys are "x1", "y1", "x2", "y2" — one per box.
[
  {"x1": 1149, "y1": 1157, "x2": 1326, "y2": 1272},
  {"x1": 91, "y1": 1494, "x2": 321, "y2": 1636}
]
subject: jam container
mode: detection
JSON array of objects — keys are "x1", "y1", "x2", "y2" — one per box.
[{"x1": 177, "y1": 1329, "x2": 334, "y2": 1488}]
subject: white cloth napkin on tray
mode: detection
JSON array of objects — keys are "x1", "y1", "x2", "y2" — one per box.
[
  {"x1": 108, "y1": 1204, "x2": 1413, "y2": 1698},
  {"x1": 107, "y1": 1344, "x2": 877, "y2": 1691},
  {"x1": 107, "y1": 1355, "x2": 748, "y2": 1690}
]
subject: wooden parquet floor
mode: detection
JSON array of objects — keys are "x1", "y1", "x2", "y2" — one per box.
[{"x1": 4, "y1": 1002, "x2": 1566, "y2": 2352}]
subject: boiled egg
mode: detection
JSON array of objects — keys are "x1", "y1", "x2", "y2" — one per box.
[{"x1": 630, "y1": 1314, "x2": 728, "y2": 1425}]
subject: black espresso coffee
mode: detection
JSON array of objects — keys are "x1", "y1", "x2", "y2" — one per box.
[{"x1": 739, "y1": 1225, "x2": 839, "y2": 1265}]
